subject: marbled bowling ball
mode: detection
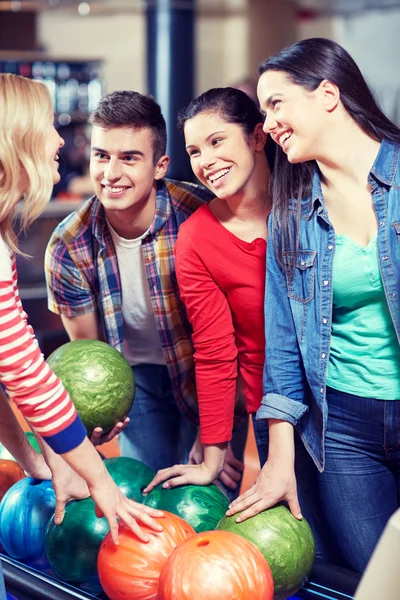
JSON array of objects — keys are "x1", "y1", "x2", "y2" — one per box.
[
  {"x1": 45, "y1": 496, "x2": 109, "y2": 595},
  {"x1": 97, "y1": 512, "x2": 195, "y2": 600},
  {"x1": 158, "y1": 530, "x2": 274, "y2": 600},
  {"x1": 143, "y1": 484, "x2": 229, "y2": 533},
  {"x1": 104, "y1": 457, "x2": 155, "y2": 501},
  {"x1": 0, "y1": 460, "x2": 25, "y2": 503},
  {"x1": 0, "y1": 478, "x2": 56, "y2": 570}
]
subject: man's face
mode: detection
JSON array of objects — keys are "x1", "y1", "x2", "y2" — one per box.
[{"x1": 90, "y1": 125, "x2": 168, "y2": 215}]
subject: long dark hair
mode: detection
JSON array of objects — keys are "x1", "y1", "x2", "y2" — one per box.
[
  {"x1": 258, "y1": 37, "x2": 400, "y2": 271},
  {"x1": 177, "y1": 87, "x2": 276, "y2": 170}
]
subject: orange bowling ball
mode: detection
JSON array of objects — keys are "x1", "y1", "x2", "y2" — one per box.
[
  {"x1": 0, "y1": 460, "x2": 25, "y2": 502},
  {"x1": 158, "y1": 530, "x2": 274, "y2": 600},
  {"x1": 97, "y1": 511, "x2": 195, "y2": 600}
]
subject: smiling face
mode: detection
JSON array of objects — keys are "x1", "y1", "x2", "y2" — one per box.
[
  {"x1": 257, "y1": 70, "x2": 327, "y2": 164},
  {"x1": 184, "y1": 111, "x2": 262, "y2": 199},
  {"x1": 90, "y1": 125, "x2": 169, "y2": 215}
]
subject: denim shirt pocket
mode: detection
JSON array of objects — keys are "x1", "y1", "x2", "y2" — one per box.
[{"x1": 283, "y1": 250, "x2": 317, "y2": 304}]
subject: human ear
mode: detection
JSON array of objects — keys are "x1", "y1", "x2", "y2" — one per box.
[
  {"x1": 154, "y1": 154, "x2": 170, "y2": 180},
  {"x1": 252, "y1": 122, "x2": 267, "y2": 151},
  {"x1": 319, "y1": 79, "x2": 340, "y2": 112}
]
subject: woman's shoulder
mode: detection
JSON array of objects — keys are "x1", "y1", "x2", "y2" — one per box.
[{"x1": 179, "y1": 202, "x2": 213, "y2": 236}]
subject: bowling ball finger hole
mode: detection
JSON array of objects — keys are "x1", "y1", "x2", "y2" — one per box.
[{"x1": 197, "y1": 540, "x2": 210, "y2": 547}]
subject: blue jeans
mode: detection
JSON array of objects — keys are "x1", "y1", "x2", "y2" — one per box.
[
  {"x1": 119, "y1": 364, "x2": 248, "y2": 501},
  {"x1": 119, "y1": 364, "x2": 198, "y2": 471},
  {"x1": 253, "y1": 389, "x2": 400, "y2": 573}
]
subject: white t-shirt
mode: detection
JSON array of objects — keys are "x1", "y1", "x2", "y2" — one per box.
[{"x1": 107, "y1": 222, "x2": 165, "y2": 367}]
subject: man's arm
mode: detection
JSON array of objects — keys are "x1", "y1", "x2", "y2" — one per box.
[{"x1": 61, "y1": 312, "x2": 101, "y2": 341}]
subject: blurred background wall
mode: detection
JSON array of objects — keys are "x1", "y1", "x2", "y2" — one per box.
[{"x1": 1, "y1": 0, "x2": 400, "y2": 356}]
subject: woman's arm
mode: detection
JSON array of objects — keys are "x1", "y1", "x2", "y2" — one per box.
[
  {"x1": 144, "y1": 227, "x2": 239, "y2": 491},
  {"x1": 0, "y1": 260, "x2": 163, "y2": 543},
  {"x1": 228, "y1": 216, "x2": 307, "y2": 520}
]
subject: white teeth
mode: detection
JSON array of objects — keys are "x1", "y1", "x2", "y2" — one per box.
[
  {"x1": 209, "y1": 168, "x2": 230, "y2": 183},
  {"x1": 105, "y1": 186, "x2": 126, "y2": 193},
  {"x1": 279, "y1": 132, "x2": 292, "y2": 145}
]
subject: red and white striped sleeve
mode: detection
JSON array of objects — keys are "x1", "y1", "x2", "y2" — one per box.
[{"x1": 0, "y1": 236, "x2": 86, "y2": 454}]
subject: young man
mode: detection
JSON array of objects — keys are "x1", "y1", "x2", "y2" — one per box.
[{"x1": 45, "y1": 91, "x2": 248, "y2": 486}]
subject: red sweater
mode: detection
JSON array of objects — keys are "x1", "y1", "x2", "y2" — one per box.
[{"x1": 175, "y1": 203, "x2": 266, "y2": 444}]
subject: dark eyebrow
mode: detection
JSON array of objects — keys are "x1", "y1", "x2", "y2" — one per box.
[
  {"x1": 185, "y1": 130, "x2": 226, "y2": 150},
  {"x1": 91, "y1": 147, "x2": 145, "y2": 157}
]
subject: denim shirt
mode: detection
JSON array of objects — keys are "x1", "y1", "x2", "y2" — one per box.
[{"x1": 257, "y1": 139, "x2": 400, "y2": 472}]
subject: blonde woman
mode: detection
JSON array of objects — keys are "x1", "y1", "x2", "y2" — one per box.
[{"x1": 0, "y1": 74, "x2": 163, "y2": 556}]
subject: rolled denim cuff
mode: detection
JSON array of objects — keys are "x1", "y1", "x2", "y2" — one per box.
[{"x1": 256, "y1": 393, "x2": 308, "y2": 426}]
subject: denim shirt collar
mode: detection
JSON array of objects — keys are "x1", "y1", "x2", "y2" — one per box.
[{"x1": 304, "y1": 139, "x2": 400, "y2": 220}]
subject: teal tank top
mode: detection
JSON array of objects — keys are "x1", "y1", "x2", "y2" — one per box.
[{"x1": 326, "y1": 234, "x2": 400, "y2": 399}]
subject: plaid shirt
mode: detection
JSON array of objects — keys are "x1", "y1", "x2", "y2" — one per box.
[{"x1": 45, "y1": 179, "x2": 213, "y2": 422}]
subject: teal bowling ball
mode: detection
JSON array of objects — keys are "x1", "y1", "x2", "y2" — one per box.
[
  {"x1": 0, "y1": 478, "x2": 55, "y2": 570},
  {"x1": 103, "y1": 456, "x2": 155, "y2": 501},
  {"x1": 143, "y1": 484, "x2": 229, "y2": 533},
  {"x1": 45, "y1": 497, "x2": 109, "y2": 595}
]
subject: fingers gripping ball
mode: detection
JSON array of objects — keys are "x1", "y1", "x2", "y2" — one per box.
[
  {"x1": 97, "y1": 511, "x2": 195, "y2": 600},
  {"x1": 217, "y1": 504, "x2": 316, "y2": 600},
  {"x1": 47, "y1": 339, "x2": 135, "y2": 436},
  {"x1": 158, "y1": 530, "x2": 274, "y2": 600}
]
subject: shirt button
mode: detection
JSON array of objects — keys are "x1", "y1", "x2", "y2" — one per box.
[
  {"x1": 323, "y1": 280, "x2": 329, "y2": 286},
  {"x1": 328, "y1": 245, "x2": 333, "y2": 250},
  {"x1": 321, "y1": 353, "x2": 326, "y2": 359},
  {"x1": 383, "y1": 256, "x2": 388, "y2": 261},
  {"x1": 380, "y1": 221, "x2": 385, "y2": 226},
  {"x1": 393, "y1": 293, "x2": 397, "y2": 298},
  {"x1": 320, "y1": 387, "x2": 324, "y2": 394},
  {"x1": 301, "y1": 261, "x2": 305, "y2": 266},
  {"x1": 322, "y1": 318, "x2": 328, "y2": 324}
]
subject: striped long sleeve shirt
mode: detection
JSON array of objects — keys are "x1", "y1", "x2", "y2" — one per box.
[{"x1": 0, "y1": 234, "x2": 86, "y2": 454}]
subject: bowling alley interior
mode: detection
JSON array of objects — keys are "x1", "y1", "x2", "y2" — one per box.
[{"x1": 0, "y1": 0, "x2": 399, "y2": 599}]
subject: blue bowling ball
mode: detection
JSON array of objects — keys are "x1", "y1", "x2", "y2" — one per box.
[{"x1": 0, "y1": 478, "x2": 56, "y2": 569}]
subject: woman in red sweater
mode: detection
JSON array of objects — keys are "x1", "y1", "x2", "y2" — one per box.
[
  {"x1": 0, "y1": 73, "x2": 163, "y2": 549},
  {"x1": 145, "y1": 87, "x2": 273, "y2": 495}
]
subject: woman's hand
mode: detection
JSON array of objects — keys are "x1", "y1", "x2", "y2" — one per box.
[
  {"x1": 23, "y1": 454, "x2": 52, "y2": 481},
  {"x1": 218, "y1": 444, "x2": 244, "y2": 491},
  {"x1": 89, "y1": 417, "x2": 130, "y2": 446},
  {"x1": 226, "y1": 459, "x2": 302, "y2": 522},
  {"x1": 51, "y1": 462, "x2": 91, "y2": 524},
  {"x1": 143, "y1": 462, "x2": 220, "y2": 493},
  {"x1": 89, "y1": 473, "x2": 164, "y2": 544}
]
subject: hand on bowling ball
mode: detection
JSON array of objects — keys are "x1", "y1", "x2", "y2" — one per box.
[
  {"x1": 90, "y1": 472, "x2": 164, "y2": 544},
  {"x1": 89, "y1": 417, "x2": 130, "y2": 446},
  {"x1": 22, "y1": 452, "x2": 52, "y2": 481},
  {"x1": 188, "y1": 440, "x2": 243, "y2": 491},
  {"x1": 144, "y1": 461, "x2": 223, "y2": 493},
  {"x1": 52, "y1": 460, "x2": 91, "y2": 524},
  {"x1": 226, "y1": 460, "x2": 302, "y2": 522}
]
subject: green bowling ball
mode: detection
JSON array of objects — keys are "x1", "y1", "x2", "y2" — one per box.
[
  {"x1": 103, "y1": 456, "x2": 155, "y2": 502},
  {"x1": 143, "y1": 483, "x2": 229, "y2": 533},
  {"x1": 0, "y1": 432, "x2": 41, "y2": 462},
  {"x1": 45, "y1": 497, "x2": 109, "y2": 594}
]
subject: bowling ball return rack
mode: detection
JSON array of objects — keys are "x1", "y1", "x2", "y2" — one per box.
[{"x1": 1, "y1": 554, "x2": 360, "y2": 600}]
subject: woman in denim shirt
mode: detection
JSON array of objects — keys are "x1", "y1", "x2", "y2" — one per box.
[{"x1": 228, "y1": 38, "x2": 400, "y2": 573}]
